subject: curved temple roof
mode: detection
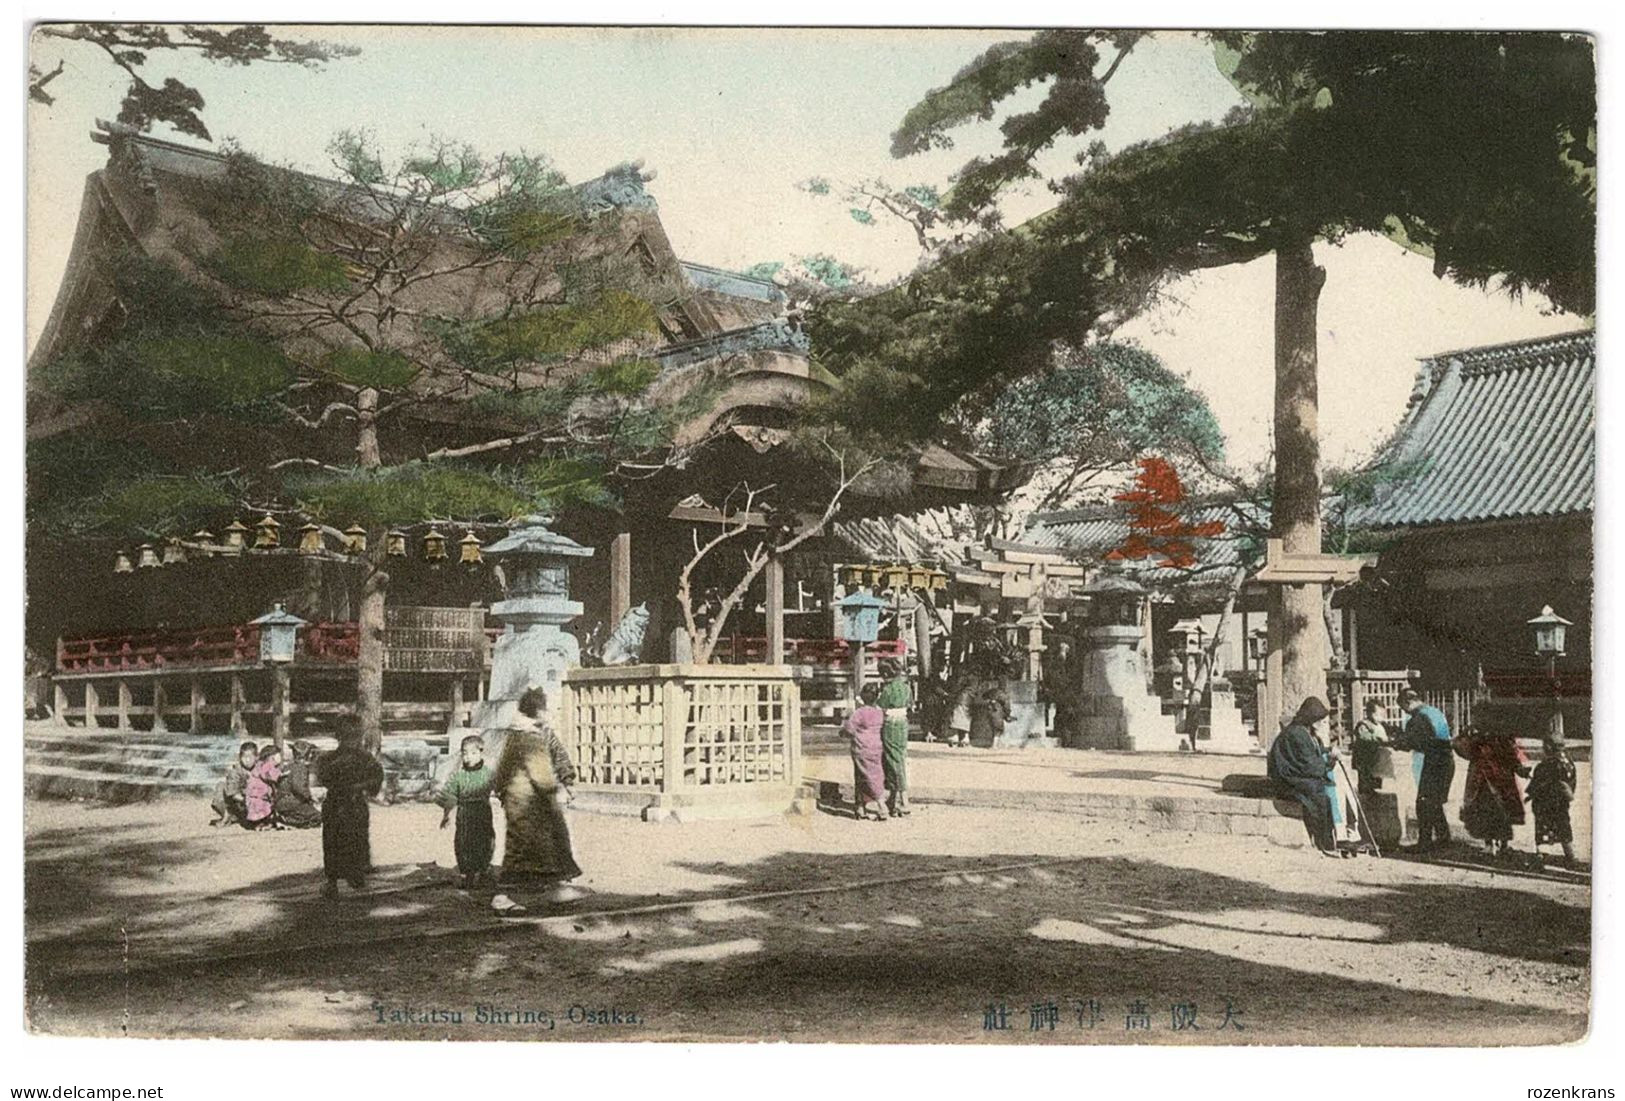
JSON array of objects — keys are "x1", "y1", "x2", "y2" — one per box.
[{"x1": 1347, "y1": 329, "x2": 1595, "y2": 530}]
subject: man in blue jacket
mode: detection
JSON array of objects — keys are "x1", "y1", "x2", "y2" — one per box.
[{"x1": 1398, "y1": 688, "x2": 1455, "y2": 851}]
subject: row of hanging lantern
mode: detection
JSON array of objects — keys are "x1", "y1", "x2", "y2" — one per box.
[
  {"x1": 837, "y1": 562, "x2": 949, "y2": 592},
  {"x1": 113, "y1": 514, "x2": 487, "y2": 573}
]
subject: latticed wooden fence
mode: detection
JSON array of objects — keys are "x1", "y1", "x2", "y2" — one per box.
[{"x1": 558, "y1": 664, "x2": 802, "y2": 819}]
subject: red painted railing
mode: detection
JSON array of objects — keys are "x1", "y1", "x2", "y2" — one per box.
[
  {"x1": 56, "y1": 624, "x2": 263, "y2": 674},
  {"x1": 711, "y1": 636, "x2": 908, "y2": 668}
]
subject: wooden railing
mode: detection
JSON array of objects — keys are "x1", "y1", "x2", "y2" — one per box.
[
  {"x1": 560, "y1": 664, "x2": 801, "y2": 815},
  {"x1": 710, "y1": 636, "x2": 908, "y2": 668}
]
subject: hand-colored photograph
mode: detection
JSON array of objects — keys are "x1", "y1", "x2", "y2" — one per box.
[{"x1": 23, "y1": 24, "x2": 1594, "y2": 1044}]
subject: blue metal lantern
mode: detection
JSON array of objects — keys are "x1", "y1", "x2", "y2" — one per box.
[
  {"x1": 250, "y1": 603, "x2": 307, "y2": 664},
  {"x1": 839, "y1": 590, "x2": 886, "y2": 644}
]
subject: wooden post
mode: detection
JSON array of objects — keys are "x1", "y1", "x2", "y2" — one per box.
[
  {"x1": 229, "y1": 674, "x2": 246, "y2": 736},
  {"x1": 53, "y1": 681, "x2": 67, "y2": 724},
  {"x1": 190, "y1": 676, "x2": 204, "y2": 735},
  {"x1": 765, "y1": 555, "x2": 785, "y2": 666},
  {"x1": 152, "y1": 680, "x2": 168, "y2": 734},
  {"x1": 450, "y1": 676, "x2": 465, "y2": 731},
  {"x1": 662, "y1": 676, "x2": 685, "y2": 797},
  {"x1": 84, "y1": 680, "x2": 100, "y2": 729},
  {"x1": 609, "y1": 531, "x2": 632, "y2": 627},
  {"x1": 270, "y1": 666, "x2": 290, "y2": 753},
  {"x1": 116, "y1": 681, "x2": 132, "y2": 730},
  {"x1": 1264, "y1": 591, "x2": 1285, "y2": 742}
]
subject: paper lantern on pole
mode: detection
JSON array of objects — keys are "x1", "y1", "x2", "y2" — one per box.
[
  {"x1": 161, "y1": 537, "x2": 186, "y2": 566},
  {"x1": 343, "y1": 525, "x2": 368, "y2": 555},
  {"x1": 459, "y1": 530, "x2": 483, "y2": 566},
  {"x1": 386, "y1": 529, "x2": 408, "y2": 557},
  {"x1": 254, "y1": 513, "x2": 281, "y2": 549},
  {"x1": 297, "y1": 523, "x2": 323, "y2": 555},
  {"x1": 113, "y1": 550, "x2": 134, "y2": 574},
  {"x1": 1528, "y1": 605, "x2": 1573, "y2": 659},
  {"x1": 250, "y1": 603, "x2": 307, "y2": 664},
  {"x1": 423, "y1": 528, "x2": 448, "y2": 563},
  {"x1": 222, "y1": 520, "x2": 250, "y2": 554},
  {"x1": 137, "y1": 543, "x2": 160, "y2": 569}
]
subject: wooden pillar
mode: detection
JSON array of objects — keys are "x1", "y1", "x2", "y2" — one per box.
[
  {"x1": 116, "y1": 681, "x2": 132, "y2": 730},
  {"x1": 609, "y1": 531, "x2": 632, "y2": 626},
  {"x1": 229, "y1": 674, "x2": 246, "y2": 737},
  {"x1": 53, "y1": 681, "x2": 68, "y2": 723},
  {"x1": 450, "y1": 676, "x2": 465, "y2": 730},
  {"x1": 152, "y1": 680, "x2": 168, "y2": 734},
  {"x1": 190, "y1": 676, "x2": 204, "y2": 735},
  {"x1": 84, "y1": 680, "x2": 100, "y2": 729},
  {"x1": 1264, "y1": 591, "x2": 1286, "y2": 742},
  {"x1": 765, "y1": 555, "x2": 785, "y2": 666},
  {"x1": 270, "y1": 666, "x2": 290, "y2": 753}
]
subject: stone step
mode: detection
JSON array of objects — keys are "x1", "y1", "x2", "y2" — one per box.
[
  {"x1": 24, "y1": 763, "x2": 209, "y2": 804},
  {"x1": 24, "y1": 749, "x2": 217, "y2": 783},
  {"x1": 24, "y1": 737, "x2": 233, "y2": 762}
]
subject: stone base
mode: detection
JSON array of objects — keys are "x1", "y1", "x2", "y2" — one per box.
[{"x1": 570, "y1": 782, "x2": 804, "y2": 823}]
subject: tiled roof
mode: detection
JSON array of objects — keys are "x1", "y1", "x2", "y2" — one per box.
[
  {"x1": 1347, "y1": 330, "x2": 1595, "y2": 529},
  {"x1": 1024, "y1": 500, "x2": 1264, "y2": 583}
]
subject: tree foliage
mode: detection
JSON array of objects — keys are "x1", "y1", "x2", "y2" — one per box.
[{"x1": 32, "y1": 24, "x2": 358, "y2": 140}]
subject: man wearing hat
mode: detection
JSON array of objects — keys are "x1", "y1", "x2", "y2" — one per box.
[
  {"x1": 1267, "y1": 696, "x2": 1340, "y2": 854},
  {"x1": 1398, "y1": 688, "x2": 1456, "y2": 851}
]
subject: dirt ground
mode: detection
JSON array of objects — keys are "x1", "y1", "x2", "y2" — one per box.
[{"x1": 24, "y1": 793, "x2": 1591, "y2": 1045}]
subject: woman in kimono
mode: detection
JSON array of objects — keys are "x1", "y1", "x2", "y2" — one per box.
[
  {"x1": 1268, "y1": 697, "x2": 1340, "y2": 855},
  {"x1": 275, "y1": 741, "x2": 323, "y2": 829},
  {"x1": 244, "y1": 744, "x2": 285, "y2": 830},
  {"x1": 318, "y1": 718, "x2": 385, "y2": 897},
  {"x1": 840, "y1": 683, "x2": 888, "y2": 820},
  {"x1": 1454, "y1": 724, "x2": 1529, "y2": 856},
  {"x1": 492, "y1": 687, "x2": 582, "y2": 903},
  {"x1": 876, "y1": 660, "x2": 912, "y2": 817}
]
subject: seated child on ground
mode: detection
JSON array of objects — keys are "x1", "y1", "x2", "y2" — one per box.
[
  {"x1": 210, "y1": 741, "x2": 258, "y2": 827},
  {"x1": 245, "y1": 744, "x2": 285, "y2": 830}
]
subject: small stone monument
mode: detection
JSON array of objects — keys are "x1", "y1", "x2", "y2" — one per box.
[
  {"x1": 474, "y1": 515, "x2": 593, "y2": 731},
  {"x1": 1072, "y1": 565, "x2": 1183, "y2": 752},
  {"x1": 1195, "y1": 678, "x2": 1261, "y2": 754}
]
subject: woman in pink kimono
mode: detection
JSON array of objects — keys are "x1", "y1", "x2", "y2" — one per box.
[
  {"x1": 840, "y1": 684, "x2": 888, "y2": 820},
  {"x1": 245, "y1": 744, "x2": 285, "y2": 830}
]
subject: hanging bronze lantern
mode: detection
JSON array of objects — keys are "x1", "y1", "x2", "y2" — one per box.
[
  {"x1": 423, "y1": 528, "x2": 448, "y2": 562},
  {"x1": 386, "y1": 529, "x2": 408, "y2": 557},
  {"x1": 137, "y1": 543, "x2": 160, "y2": 569},
  {"x1": 298, "y1": 522, "x2": 323, "y2": 555},
  {"x1": 191, "y1": 530, "x2": 215, "y2": 558},
  {"x1": 113, "y1": 550, "x2": 134, "y2": 574},
  {"x1": 909, "y1": 567, "x2": 931, "y2": 590},
  {"x1": 886, "y1": 565, "x2": 910, "y2": 590},
  {"x1": 343, "y1": 525, "x2": 368, "y2": 555},
  {"x1": 161, "y1": 537, "x2": 186, "y2": 566},
  {"x1": 222, "y1": 520, "x2": 250, "y2": 554},
  {"x1": 929, "y1": 571, "x2": 948, "y2": 592},
  {"x1": 459, "y1": 530, "x2": 483, "y2": 566},
  {"x1": 842, "y1": 565, "x2": 864, "y2": 587},
  {"x1": 254, "y1": 513, "x2": 281, "y2": 549}
]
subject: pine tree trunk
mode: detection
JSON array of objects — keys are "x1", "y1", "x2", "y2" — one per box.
[
  {"x1": 355, "y1": 386, "x2": 385, "y2": 754},
  {"x1": 357, "y1": 540, "x2": 388, "y2": 756},
  {"x1": 1271, "y1": 239, "x2": 1329, "y2": 728}
]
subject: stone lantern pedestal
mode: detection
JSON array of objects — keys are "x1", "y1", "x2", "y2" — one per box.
[{"x1": 1072, "y1": 567, "x2": 1183, "y2": 752}]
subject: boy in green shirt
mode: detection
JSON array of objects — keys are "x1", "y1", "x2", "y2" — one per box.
[{"x1": 437, "y1": 734, "x2": 497, "y2": 889}]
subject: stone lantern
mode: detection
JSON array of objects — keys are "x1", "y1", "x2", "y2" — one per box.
[
  {"x1": 1070, "y1": 565, "x2": 1182, "y2": 752},
  {"x1": 477, "y1": 515, "x2": 593, "y2": 727}
]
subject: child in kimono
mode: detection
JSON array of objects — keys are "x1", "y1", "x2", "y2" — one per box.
[
  {"x1": 437, "y1": 734, "x2": 497, "y2": 888},
  {"x1": 1527, "y1": 731, "x2": 1578, "y2": 866},
  {"x1": 245, "y1": 744, "x2": 285, "y2": 830},
  {"x1": 210, "y1": 741, "x2": 258, "y2": 827},
  {"x1": 840, "y1": 684, "x2": 888, "y2": 820}
]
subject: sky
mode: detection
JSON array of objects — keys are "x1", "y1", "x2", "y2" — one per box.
[{"x1": 25, "y1": 25, "x2": 1587, "y2": 471}]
